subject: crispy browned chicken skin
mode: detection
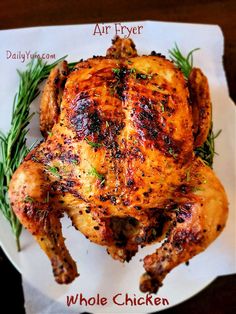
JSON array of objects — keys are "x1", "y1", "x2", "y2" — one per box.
[{"x1": 9, "y1": 37, "x2": 228, "y2": 292}]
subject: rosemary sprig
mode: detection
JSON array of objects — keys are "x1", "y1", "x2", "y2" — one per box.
[
  {"x1": 169, "y1": 44, "x2": 220, "y2": 167},
  {"x1": 169, "y1": 44, "x2": 200, "y2": 79},
  {"x1": 194, "y1": 124, "x2": 221, "y2": 168},
  {"x1": 0, "y1": 56, "x2": 66, "y2": 251},
  {"x1": 68, "y1": 61, "x2": 79, "y2": 70}
]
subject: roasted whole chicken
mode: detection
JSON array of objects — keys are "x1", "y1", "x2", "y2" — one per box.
[{"x1": 9, "y1": 37, "x2": 228, "y2": 293}]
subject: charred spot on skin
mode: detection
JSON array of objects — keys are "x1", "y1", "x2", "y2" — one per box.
[
  {"x1": 132, "y1": 97, "x2": 183, "y2": 158},
  {"x1": 103, "y1": 129, "x2": 123, "y2": 153},
  {"x1": 123, "y1": 249, "x2": 137, "y2": 262},
  {"x1": 85, "y1": 207, "x2": 91, "y2": 214},
  {"x1": 123, "y1": 200, "x2": 130, "y2": 206},
  {"x1": 143, "y1": 188, "x2": 153, "y2": 197},
  {"x1": 100, "y1": 195, "x2": 107, "y2": 202},
  {"x1": 177, "y1": 184, "x2": 193, "y2": 194},
  {"x1": 176, "y1": 217, "x2": 185, "y2": 223},
  {"x1": 83, "y1": 113, "x2": 125, "y2": 154},
  {"x1": 31, "y1": 155, "x2": 40, "y2": 163},
  {"x1": 88, "y1": 111, "x2": 102, "y2": 134},
  {"x1": 216, "y1": 224, "x2": 222, "y2": 232},
  {"x1": 175, "y1": 203, "x2": 193, "y2": 221},
  {"x1": 109, "y1": 216, "x2": 139, "y2": 248},
  {"x1": 66, "y1": 181, "x2": 75, "y2": 188},
  {"x1": 173, "y1": 230, "x2": 202, "y2": 250},
  {"x1": 110, "y1": 196, "x2": 117, "y2": 205},
  {"x1": 150, "y1": 51, "x2": 166, "y2": 59},
  {"x1": 70, "y1": 95, "x2": 102, "y2": 140},
  {"x1": 163, "y1": 134, "x2": 171, "y2": 145},
  {"x1": 128, "y1": 146, "x2": 145, "y2": 162},
  {"x1": 144, "y1": 227, "x2": 160, "y2": 243},
  {"x1": 127, "y1": 179, "x2": 135, "y2": 187},
  {"x1": 114, "y1": 149, "x2": 123, "y2": 159},
  {"x1": 61, "y1": 70, "x2": 68, "y2": 77},
  {"x1": 140, "y1": 274, "x2": 162, "y2": 294},
  {"x1": 60, "y1": 152, "x2": 80, "y2": 165},
  {"x1": 110, "y1": 67, "x2": 128, "y2": 100},
  {"x1": 50, "y1": 181, "x2": 84, "y2": 200},
  {"x1": 54, "y1": 76, "x2": 60, "y2": 85},
  {"x1": 143, "y1": 211, "x2": 170, "y2": 243},
  {"x1": 99, "y1": 194, "x2": 117, "y2": 204},
  {"x1": 161, "y1": 96, "x2": 168, "y2": 105}
]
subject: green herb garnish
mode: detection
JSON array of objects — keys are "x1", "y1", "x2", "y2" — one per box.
[
  {"x1": 89, "y1": 166, "x2": 105, "y2": 184},
  {"x1": 160, "y1": 104, "x2": 165, "y2": 112},
  {"x1": 140, "y1": 74, "x2": 147, "y2": 79},
  {"x1": 192, "y1": 186, "x2": 204, "y2": 192},
  {"x1": 47, "y1": 166, "x2": 60, "y2": 178},
  {"x1": 136, "y1": 73, "x2": 147, "y2": 79},
  {"x1": 24, "y1": 196, "x2": 35, "y2": 204},
  {"x1": 132, "y1": 70, "x2": 153, "y2": 80},
  {"x1": 169, "y1": 44, "x2": 200, "y2": 79},
  {"x1": 186, "y1": 169, "x2": 191, "y2": 182},
  {"x1": 0, "y1": 56, "x2": 66, "y2": 251},
  {"x1": 85, "y1": 138, "x2": 102, "y2": 148},
  {"x1": 71, "y1": 159, "x2": 78, "y2": 164},
  {"x1": 168, "y1": 148, "x2": 177, "y2": 159},
  {"x1": 152, "y1": 228, "x2": 157, "y2": 236},
  {"x1": 47, "y1": 131, "x2": 53, "y2": 137},
  {"x1": 130, "y1": 68, "x2": 136, "y2": 74},
  {"x1": 44, "y1": 191, "x2": 50, "y2": 203},
  {"x1": 112, "y1": 68, "x2": 120, "y2": 76}
]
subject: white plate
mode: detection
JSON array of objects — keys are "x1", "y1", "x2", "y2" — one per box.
[{"x1": 0, "y1": 21, "x2": 236, "y2": 313}]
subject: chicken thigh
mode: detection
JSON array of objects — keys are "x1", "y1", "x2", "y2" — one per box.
[{"x1": 9, "y1": 37, "x2": 228, "y2": 292}]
